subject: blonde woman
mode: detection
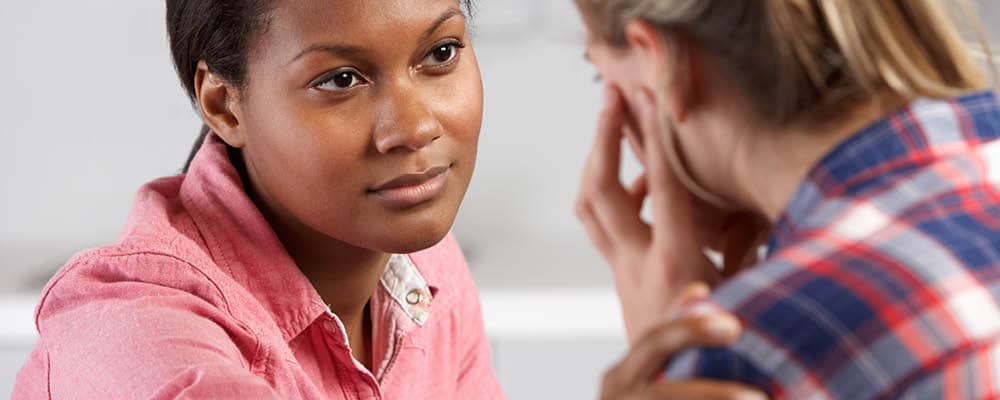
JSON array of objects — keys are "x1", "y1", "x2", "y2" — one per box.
[{"x1": 574, "y1": 0, "x2": 1000, "y2": 399}]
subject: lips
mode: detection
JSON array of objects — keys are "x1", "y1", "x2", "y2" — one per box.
[{"x1": 369, "y1": 166, "x2": 450, "y2": 208}]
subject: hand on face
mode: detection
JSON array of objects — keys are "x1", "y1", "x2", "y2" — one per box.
[{"x1": 576, "y1": 85, "x2": 767, "y2": 343}]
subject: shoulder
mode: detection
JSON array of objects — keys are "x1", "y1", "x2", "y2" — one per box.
[
  {"x1": 676, "y1": 237, "x2": 1000, "y2": 398},
  {"x1": 35, "y1": 244, "x2": 235, "y2": 332},
  {"x1": 36, "y1": 171, "x2": 234, "y2": 327}
]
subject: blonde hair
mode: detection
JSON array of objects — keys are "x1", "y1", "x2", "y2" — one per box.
[{"x1": 577, "y1": 0, "x2": 994, "y2": 129}]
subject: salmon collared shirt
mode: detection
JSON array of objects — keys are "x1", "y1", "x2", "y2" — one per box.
[{"x1": 13, "y1": 134, "x2": 505, "y2": 399}]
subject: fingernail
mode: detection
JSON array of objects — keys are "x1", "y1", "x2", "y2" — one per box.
[{"x1": 707, "y1": 315, "x2": 740, "y2": 338}]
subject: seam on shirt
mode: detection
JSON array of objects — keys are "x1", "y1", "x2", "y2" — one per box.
[
  {"x1": 34, "y1": 251, "x2": 95, "y2": 331},
  {"x1": 184, "y1": 192, "x2": 241, "y2": 292},
  {"x1": 331, "y1": 350, "x2": 360, "y2": 400},
  {"x1": 35, "y1": 249, "x2": 260, "y2": 369},
  {"x1": 45, "y1": 348, "x2": 52, "y2": 400},
  {"x1": 379, "y1": 332, "x2": 407, "y2": 382},
  {"x1": 179, "y1": 188, "x2": 269, "y2": 369}
]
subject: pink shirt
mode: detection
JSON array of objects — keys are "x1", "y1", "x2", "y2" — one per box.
[{"x1": 14, "y1": 135, "x2": 505, "y2": 399}]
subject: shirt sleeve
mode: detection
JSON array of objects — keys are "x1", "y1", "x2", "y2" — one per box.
[{"x1": 19, "y1": 254, "x2": 282, "y2": 400}]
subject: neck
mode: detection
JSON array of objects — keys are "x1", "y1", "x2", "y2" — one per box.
[
  {"x1": 730, "y1": 97, "x2": 901, "y2": 222},
  {"x1": 276, "y1": 223, "x2": 389, "y2": 320},
  {"x1": 261, "y1": 201, "x2": 386, "y2": 370},
  {"x1": 235, "y1": 150, "x2": 384, "y2": 369},
  {"x1": 276, "y1": 219, "x2": 385, "y2": 370}
]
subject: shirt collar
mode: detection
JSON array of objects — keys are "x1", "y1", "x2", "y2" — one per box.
[
  {"x1": 768, "y1": 91, "x2": 1000, "y2": 254},
  {"x1": 180, "y1": 133, "x2": 437, "y2": 341}
]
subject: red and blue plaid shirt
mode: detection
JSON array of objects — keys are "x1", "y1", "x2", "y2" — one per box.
[{"x1": 666, "y1": 91, "x2": 1000, "y2": 399}]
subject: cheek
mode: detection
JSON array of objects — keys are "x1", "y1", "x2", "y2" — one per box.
[
  {"x1": 240, "y1": 92, "x2": 373, "y2": 219},
  {"x1": 250, "y1": 100, "x2": 369, "y2": 179},
  {"x1": 437, "y1": 61, "x2": 484, "y2": 164}
]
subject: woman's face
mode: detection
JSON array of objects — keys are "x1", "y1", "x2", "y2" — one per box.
[
  {"x1": 576, "y1": 8, "x2": 740, "y2": 209},
  {"x1": 234, "y1": 0, "x2": 483, "y2": 253}
]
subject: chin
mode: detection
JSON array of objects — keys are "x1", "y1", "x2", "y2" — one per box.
[
  {"x1": 377, "y1": 224, "x2": 451, "y2": 254},
  {"x1": 367, "y1": 209, "x2": 457, "y2": 254},
  {"x1": 376, "y1": 188, "x2": 468, "y2": 254}
]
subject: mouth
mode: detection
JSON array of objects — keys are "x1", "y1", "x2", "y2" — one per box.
[{"x1": 368, "y1": 165, "x2": 451, "y2": 209}]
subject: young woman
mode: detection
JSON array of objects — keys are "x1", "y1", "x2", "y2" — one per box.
[
  {"x1": 13, "y1": 1, "x2": 502, "y2": 398},
  {"x1": 575, "y1": 0, "x2": 1000, "y2": 398}
]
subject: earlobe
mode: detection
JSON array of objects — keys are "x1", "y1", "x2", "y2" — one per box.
[{"x1": 194, "y1": 61, "x2": 245, "y2": 148}]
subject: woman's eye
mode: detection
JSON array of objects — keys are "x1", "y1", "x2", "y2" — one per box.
[
  {"x1": 314, "y1": 69, "x2": 365, "y2": 92},
  {"x1": 423, "y1": 42, "x2": 463, "y2": 66}
]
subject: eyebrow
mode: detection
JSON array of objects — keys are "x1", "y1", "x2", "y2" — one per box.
[
  {"x1": 419, "y1": 7, "x2": 464, "y2": 43},
  {"x1": 287, "y1": 8, "x2": 465, "y2": 65}
]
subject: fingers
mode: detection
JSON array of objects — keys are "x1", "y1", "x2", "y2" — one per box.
[
  {"x1": 586, "y1": 86, "x2": 627, "y2": 187},
  {"x1": 627, "y1": 172, "x2": 649, "y2": 209},
  {"x1": 647, "y1": 380, "x2": 768, "y2": 400},
  {"x1": 613, "y1": 313, "x2": 743, "y2": 388},
  {"x1": 576, "y1": 201, "x2": 613, "y2": 255},
  {"x1": 721, "y1": 215, "x2": 770, "y2": 276},
  {"x1": 624, "y1": 123, "x2": 647, "y2": 168},
  {"x1": 629, "y1": 89, "x2": 694, "y2": 246},
  {"x1": 673, "y1": 282, "x2": 711, "y2": 309},
  {"x1": 694, "y1": 212, "x2": 769, "y2": 277},
  {"x1": 577, "y1": 86, "x2": 652, "y2": 256}
]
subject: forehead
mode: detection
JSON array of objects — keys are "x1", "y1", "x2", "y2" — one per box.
[{"x1": 266, "y1": 0, "x2": 464, "y2": 46}]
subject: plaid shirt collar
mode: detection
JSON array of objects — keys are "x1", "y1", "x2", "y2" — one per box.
[{"x1": 768, "y1": 90, "x2": 1000, "y2": 254}]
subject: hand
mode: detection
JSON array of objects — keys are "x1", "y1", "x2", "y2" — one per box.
[
  {"x1": 576, "y1": 86, "x2": 768, "y2": 343},
  {"x1": 599, "y1": 286, "x2": 766, "y2": 400}
]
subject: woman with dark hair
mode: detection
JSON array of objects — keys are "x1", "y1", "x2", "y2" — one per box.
[{"x1": 13, "y1": 1, "x2": 504, "y2": 398}]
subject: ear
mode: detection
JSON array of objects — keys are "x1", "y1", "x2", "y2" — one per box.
[
  {"x1": 623, "y1": 20, "x2": 668, "y2": 85},
  {"x1": 194, "y1": 61, "x2": 246, "y2": 148},
  {"x1": 623, "y1": 20, "x2": 701, "y2": 122}
]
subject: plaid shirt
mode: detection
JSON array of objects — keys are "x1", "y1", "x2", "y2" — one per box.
[{"x1": 665, "y1": 91, "x2": 1000, "y2": 399}]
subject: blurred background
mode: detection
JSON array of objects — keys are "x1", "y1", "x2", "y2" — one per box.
[{"x1": 1, "y1": 1, "x2": 998, "y2": 398}]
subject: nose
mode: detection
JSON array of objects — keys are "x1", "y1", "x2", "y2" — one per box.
[{"x1": 372, "y1": 80, "x2": 443, "y2": 154}]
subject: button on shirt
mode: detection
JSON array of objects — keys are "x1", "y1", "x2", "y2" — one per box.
[
  {"x1": 666, "y1": 91, "x2": 1000, "y2": 399},
  {"x1": 13, "y1": 134, "x2": 505, "y2": 400}
]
